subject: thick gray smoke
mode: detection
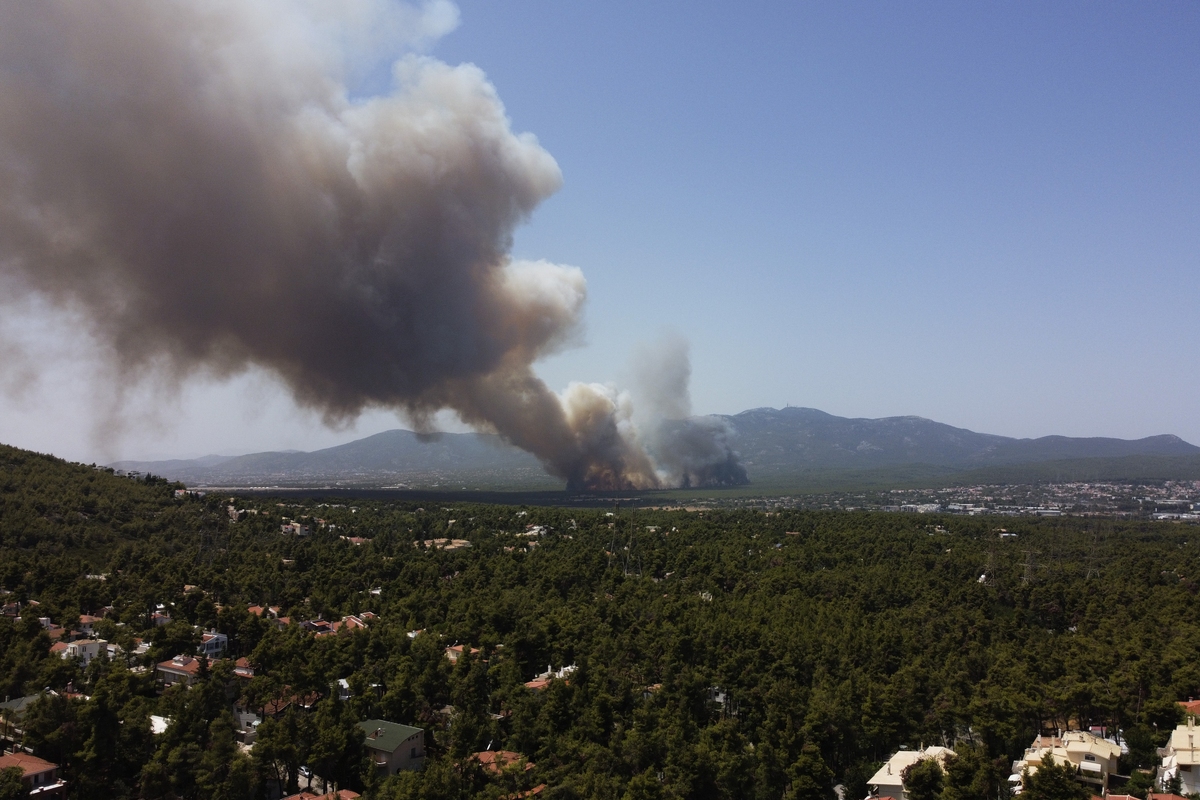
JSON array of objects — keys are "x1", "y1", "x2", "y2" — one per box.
[
  {"x1": 0, "y1": 0, "x2": 745, "y2": 490},
  {"x1": 630, "y1": 337, "x2": 748, "y2": 488}
]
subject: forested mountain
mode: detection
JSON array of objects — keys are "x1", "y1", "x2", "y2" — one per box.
[
  {"x1": 724, "y1": 407, "x2": 1199, "y2": 475},
  {"x1": 110, "y1": 408, "x2": 1199, "y2": 490},
  {"x1": 4, "y1": 440, "x2": 1200, "y2": 799}
]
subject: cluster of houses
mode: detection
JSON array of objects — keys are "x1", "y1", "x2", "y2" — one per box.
[
  {"x1": 4, "y1": 592, "x2": 583, "y2": 797},
  {"x1": 868, "y1": 708, "x2": 1200, "y2": 800}
]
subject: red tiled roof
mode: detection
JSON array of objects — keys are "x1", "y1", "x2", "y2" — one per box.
[
  {"x1": 524, "y1": 678, "x2": 551, "y2": 692},
  {"x1": 0, "y1": 751, "x2": 58, "y2": 777},
  {"x1": 157, "y1": 656, "x2": 205, "y2": 676},
  {"x1": 474, "y1": 750, "x2": 534, "y2": 774},
  {"x1": 1180, "y1": 700, "x2": 1200, "y2": 716},
  {"x1": 281, "y1": 791, "x2": 361, "y2": 800},
  {"x1": 263, "y1": 688, "x2": 322, "y2": 715}
]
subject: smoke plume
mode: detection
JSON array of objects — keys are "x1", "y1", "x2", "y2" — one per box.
[{"x1": 0, "y1": 0, "x2": 745, "y2": 490}]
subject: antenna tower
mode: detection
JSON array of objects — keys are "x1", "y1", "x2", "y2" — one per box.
[{"x1": 1022, "y1": 550, "x2": 1039, "y2": 584}]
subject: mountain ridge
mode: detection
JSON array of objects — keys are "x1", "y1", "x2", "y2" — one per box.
[{"x1": 108, "y1": 407, "x2": 1199, "y2": 489}]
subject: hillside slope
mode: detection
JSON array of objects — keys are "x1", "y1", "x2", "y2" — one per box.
[
  {"x1": 110, "y1": 407, "x2": 1200, "y2": 489},
  {"x1": 721, "y1": 407, "x2": 1198, "y2": 476}
]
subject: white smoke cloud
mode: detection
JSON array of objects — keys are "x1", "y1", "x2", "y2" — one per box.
[{"x1": 0, "y1": 0, "x2": 745, "y2": 489}]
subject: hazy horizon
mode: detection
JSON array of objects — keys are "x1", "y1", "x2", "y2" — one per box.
[{"x1": 2, "y1": 1, "x2": 1197, "y2": 467}]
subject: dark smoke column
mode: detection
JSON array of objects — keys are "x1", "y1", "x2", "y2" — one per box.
[{"x1": 0, "y1": 0, "x2": 745, "y2": 490}]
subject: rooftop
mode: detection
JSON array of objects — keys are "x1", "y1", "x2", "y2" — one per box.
[
  {"x1": 0, "y1": 751, "x2": 58, "y2": 776},
  {"x1": 358, "y1": 719, "x2": 423, "y2": 754}
]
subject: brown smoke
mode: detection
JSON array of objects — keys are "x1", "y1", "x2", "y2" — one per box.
[{"x1": 0, "y1": 0, "x2": 745, "y2": 490}]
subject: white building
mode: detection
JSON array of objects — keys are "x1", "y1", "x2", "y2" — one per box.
[
  {"x1": 1160, "y1": 717, "x2": 1200, "y2": 794},
  {"x1": 1010, "y1": 731, "x2": 1121, "y2": 793},
  {"x1": 51, "y1": 639, "x2": 105, "y2": 666},
  {"x1": 868, "y1": 746, "x2": 956, "y2": 800},
  {"x1": 198, "y1": 631, "x2": 227, "y2": 657}
]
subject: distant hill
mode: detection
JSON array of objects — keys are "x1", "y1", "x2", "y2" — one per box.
[
  {"x1": 720, "y1": 407, "x2": 1200, "y2": 478},
  {"x1": 111, "y1": 429, "x2": 554, "y2": 490},
  {"x1": 110, "y1": 407, "x2": 1200, "y2": 490}
]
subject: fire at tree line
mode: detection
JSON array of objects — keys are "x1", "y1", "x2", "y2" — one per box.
[{"x1": 5, "y1": 442, "x2": 1200, "y2": 800}]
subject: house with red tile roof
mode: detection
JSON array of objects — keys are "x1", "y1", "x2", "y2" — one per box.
[
  {"x1": 261, "y1": 688, "x2": 322, "y2": 718},
  {"x1": 445, "y1": 644, "x2": 480, "y2": 664},
  {"x1": 0, "y1": 751, "x2": 66, "y2": 797},
  {"x1": 155, "y1": 655, "x2": 208, "y2": 687},
  {"x1": 51, "y1": 638, "x2": 105, "y2": 666},
  {"x1": 473, "y1": 750, "x2": 533, "y2": 775},
  {"x1": 281, "y1": 790, "x2": 360, "y2": 800},
  {"x1": 77, "y1": 614, "x2": 103, "y2": 637},
  {"x1": 199, "y1": 630, "x2": 227, "y2": 657}
]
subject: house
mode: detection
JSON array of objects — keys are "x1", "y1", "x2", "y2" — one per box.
[
  {"x1": 868, "y1": 746, "x2": 956, "y2": 800},
  {"x1": 0, "y1": 694, "x2": 42, "y2": 743},
  {"x1": 358, "y1": 720, "x2": 425, "y2": 775},
  {"x1": 155, "y1": 655, "x2": 208, "y2": 687},
  {"x1": 473, "y1": 750, "x2": 534, "y2": 775},
  {"x1": 51, "y1": 638, "x2": 105, "y2": 666},
  {"x1": 523, "y1": 678, "x2": 552, "y2": 692},
  {"x1": 77, "y1": 614, "x2": 103, "y2": 637},
  {"x1": 1159, "y1": 717, "x2": 1200, "y2": 794},
  {"x1": 281, "y1": 791, "x2": 360, "y2": 800},
  {"x1": 198, "y1": 631, "x2": 228, "y2": 657},
  {"x1": 262, "y1": 689, "x2": 321, "y2": 719},
  {"x1": 1010, "y1": 731, "x2": 1122, "y2": 793},
  {"x1": 234, "y1": 657, "x2": 255, "y2": 679},
  {"x1": 151, "y1": 611, "x2": 171, "y2": 627},
  {"x1": 445, "y1": 645, "x2": 480, "y2": 664},
  {"x1": 0, "y1": 751, "x2": 67, "y2": 798}
]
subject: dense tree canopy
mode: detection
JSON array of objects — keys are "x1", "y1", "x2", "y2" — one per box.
[{"x1": 1, "y1": 443, "x2": 1197, "y2": 798}]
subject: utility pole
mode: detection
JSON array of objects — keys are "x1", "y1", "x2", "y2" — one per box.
[
  {"x1": 981, "y1": 546, "x2": 996, "y2": 585},
  {"x1": 1022, "y1": 550, "x2": 1038, "y2": 584},
  {"x1": 1085, "y1": 529, "x2": 1102, "y2": 579}
]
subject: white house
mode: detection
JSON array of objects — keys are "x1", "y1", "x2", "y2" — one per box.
[
  {"x1": 1010, "y1": 731, "x2": 1121, "y2": 793},
  {"x1": 198, "y1": 630, "x2": 227, "y2": 657},
  {"x1": 868, "y1": 746, "x2": 956, "y2": 800},
  {"x1": 1160, "y1": 717, "x2": 1200, "y2": 794},
  {"x1": 51, "y1": 638, "x2": 105, "y2": 666}
]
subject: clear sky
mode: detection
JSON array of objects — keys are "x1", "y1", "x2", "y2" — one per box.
[{"x1": 1, "y1": 1, "x2": 1197, "y2": 462}]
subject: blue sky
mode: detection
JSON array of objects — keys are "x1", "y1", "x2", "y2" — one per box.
[
  {"x1": 436, "y1": 1, "x2": 1199, "y2": 439},
  {"x1": 1, "y1": 1, "x2": 1197, "y2": 461}
]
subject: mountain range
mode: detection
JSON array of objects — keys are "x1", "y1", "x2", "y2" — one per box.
[{"x1": 109, "y1": 407, "x2": 1200, "y2": 491}]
